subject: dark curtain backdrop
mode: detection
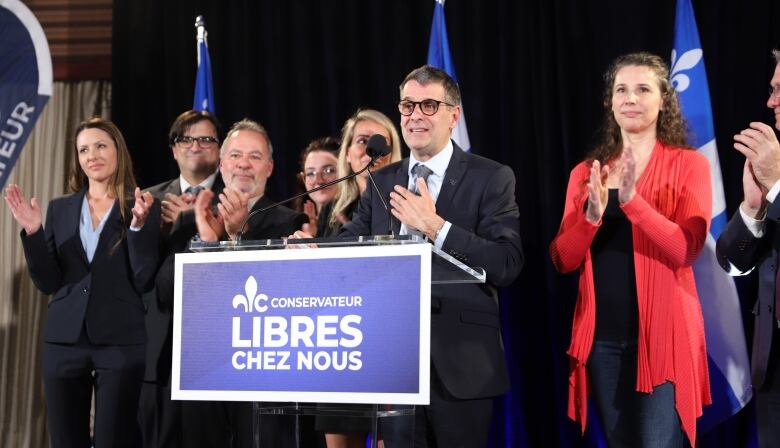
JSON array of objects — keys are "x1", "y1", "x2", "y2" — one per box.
[{"x1": 112, "y1": 0, "x2": 780, "y2": 446}]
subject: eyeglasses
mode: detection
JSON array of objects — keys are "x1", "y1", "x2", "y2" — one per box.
[
  {"x1": 398, "y1": 99, "x2": 454, "y2": 116},
  {"x1": 175, "y1": 135, "x2": 219, "y2": 148},
  {"x1": 303, "y1": 166, "x2": 338, "y2": 182},
  {"x1": 770, "y1": 85, "x2": 780, "y2": 98}
]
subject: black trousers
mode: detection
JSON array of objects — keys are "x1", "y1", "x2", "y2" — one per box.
[
  {"x1": 382, "y1": 369, "x2": 494, "y2": 448},
  {"x1": 42, "y1": 329, "x2": 145, "y2": 448},
  {"x1": 138, "y1": 380, "x2": 181, "y2": 448},
  {"x1": 757, "y1": 327, "x2": 780, "y2": 448}
]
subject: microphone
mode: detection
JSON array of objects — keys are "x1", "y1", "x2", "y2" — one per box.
[
  {"x1": 366, "y1": 133, "x2": 391, "y2": 158},
  {"x1": 235, "y1": 136, "x2": 390, "y2": 242}
]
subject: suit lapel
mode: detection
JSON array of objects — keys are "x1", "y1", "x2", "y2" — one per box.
[
  {"x1": 390, "y1": 159, "x2": 410, "y2": 235},
  {"x1": 435, "y1": 143, "x2": 467, "y2": 220},
  {"x1": 65, "y1": 190, "x2": 90, "y2": 266},
  {"x1": 166, "y1": 179, "x2": 181, "y2": 196},
  {"x1": 92, "y1": 199, "x2": 122, "y2": 265}
]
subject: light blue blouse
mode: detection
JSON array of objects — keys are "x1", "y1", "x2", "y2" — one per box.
[{"x1": 79, "y1": 196, "x2": 115, "y2": 262}]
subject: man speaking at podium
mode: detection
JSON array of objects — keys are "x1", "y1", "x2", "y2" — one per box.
[{"x1": 340, "y1": 65, "x2": 523, "y2": 447}]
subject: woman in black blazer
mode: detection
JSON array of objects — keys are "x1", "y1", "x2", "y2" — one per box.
[{"x1": 4, "y1": 117, "x2": 160, "y2": 447}]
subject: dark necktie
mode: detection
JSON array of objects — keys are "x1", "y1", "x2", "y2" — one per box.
[{"x1": 410, "y1": 163, "x2": 433, "y2": 195}]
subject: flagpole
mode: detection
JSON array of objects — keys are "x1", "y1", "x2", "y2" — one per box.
[{"x1": 193, "y1": 15, "x2": 215, "y2": 113}]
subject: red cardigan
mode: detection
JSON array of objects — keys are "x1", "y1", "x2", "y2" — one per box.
[{"x1": 550, "y1": 141, "x2": 712, "y2": 445}]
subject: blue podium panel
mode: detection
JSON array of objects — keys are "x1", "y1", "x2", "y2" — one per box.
[{"x1": 172, "y1": 243, "x2": 431, "y2": 405}]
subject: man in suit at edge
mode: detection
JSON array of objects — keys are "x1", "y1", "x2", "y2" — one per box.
[
  {"x1": 139, "y1": 110, "x2": 223, "y2": 448},
  {"x1": 186, "y1": 118, "x2": 307, "y2": 447},
  {"x1": 304, "y1": 65, "x2": 523, "y2": 447},
  {"x1": 716, "y1": 50, "x2": 780, "y2": 448}
]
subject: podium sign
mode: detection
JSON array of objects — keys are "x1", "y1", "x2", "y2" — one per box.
[{"x1": 172, "y1": 243, "x2": 431, "y2": 405}]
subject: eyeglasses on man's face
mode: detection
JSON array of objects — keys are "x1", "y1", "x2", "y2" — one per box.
[
  {"x1": 769, "y1": 85, "x2": 780, "y2": 98},
  {"x1": 398, "y1": 99, "x2": 454, "y2": 116},
  {"x1": 303, "y1": 166, "x2": 338, "y2": 182},
  {"x1": 175, "y1": 135, "x2": 219, "y2": 148}
]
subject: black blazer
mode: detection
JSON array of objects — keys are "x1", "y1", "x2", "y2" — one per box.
[
  {"x1": 20, "y1": 190, "x2": 160, "y2": 345},
  {"x1": 142, "y1": 174, "x2": 224, "y2": 382},
  {"x1": 242, "y1": 195, "x2": 308, "y2": 241},
  {"x1": 341, "y1": 143, "x2": 523, "y2": 399},
  {"x1": 716, "y1": 201, "x2": 780, "y2": 389}
]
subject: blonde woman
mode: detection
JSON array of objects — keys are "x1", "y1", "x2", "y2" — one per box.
[{"x1": 319, "y1": 109, "x2": 402, "y2": 237}]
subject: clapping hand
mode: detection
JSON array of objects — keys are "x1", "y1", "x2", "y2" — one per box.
[
  {"x1": 161, "y1": 191, "x2": 196, "y2": 226},
  {"x1": 734, "y1": 122, "x2": 780, "y2": 190},
  {"x1": 618, "y1": 145, "x2": 637, "y2": 205},
  {"x1": 586, "y1": 160, "x2": 609, "y2": 224},
  {"x1": 3, "y1": 184, "x2": 42, "y2": 235},
  {"x1": 193, "y1": 189, "x2": 224, "y2": 241},
  {"x1": 740, "y1": 159, "x2": 768, "y2": 219},
  {"x1": 130, "y1": 187, "x2": 155, "y2": 229},
  {"x1": 218, "y1": 187, "x2": 251, "y2": 240}
]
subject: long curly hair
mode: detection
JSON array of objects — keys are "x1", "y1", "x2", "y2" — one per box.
[{"x1": 589, "y1": 52, "x2": 692, "y2": 163}]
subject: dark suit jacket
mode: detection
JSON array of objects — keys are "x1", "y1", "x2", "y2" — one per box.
[
  {"x1": 242, "y1": 195, "x2": 309, "y2": 241},
  {"x1": 20, "y1": 190, "x2": 160, "y2": 345},
  {"x1": 341, "y1": 143, "x2": 523, "y2": 399},
  {"x1": 142, "y1": 174, "x2": 224, "y2": 382},
  {"x1": 716, "y1": 201, "x2": 780, "y2": 389}
]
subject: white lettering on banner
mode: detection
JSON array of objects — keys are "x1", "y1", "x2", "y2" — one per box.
[
  {"x1": 232, "y1": 350, "x2": 361, "y2": 371},
  {"x1": 228, "y1": 277, "x2": 368, "y2": 372},
  {"x1": 232, "y1": 315, "x2": 363, "y2": 349},
  {"x1": 296, "y1": 351, "x2": 363, "y2": 371},
  {"x1": 232, "y1": 350, "x2": 292, "y2": 370},
  {"x1": 0, "y1": 102, "x2": 35, "y2": 159},
  {"x1": 270, "y1": 295, "x2": 363, "y2": 309},
  {"x1": 290, "y1": 316, "x2": 315, "y2": 347}
]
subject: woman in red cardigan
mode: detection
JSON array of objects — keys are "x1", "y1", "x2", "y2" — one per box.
[{"x1": 550, "y1": 52, "x2": 712, "y2": 447}]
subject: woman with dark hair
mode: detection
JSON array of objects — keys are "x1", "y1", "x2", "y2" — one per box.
[
  {"x1": 294, "y1": 136, "x2": 340, "y2": 236},
  {"x1": 550, "y1": 52, "x2": 712, "y2": 447},
  {"x1": 4, "y1": 117, "x2": 160, "y2": 447}
]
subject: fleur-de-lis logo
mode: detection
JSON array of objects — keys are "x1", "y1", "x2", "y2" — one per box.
[
  {"x1": 232, "y1": 276, "x2": 268, "y2": 313},
  {"x1": 670, "y1": 48, "x2": 702, "y2": 93}
]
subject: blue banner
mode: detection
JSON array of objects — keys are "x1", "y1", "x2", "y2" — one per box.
[
  {"x1": 0, "y1": 0, "x2": 51, "y2": 189},
  {"x1": 672, "y1": 0, "x2": 752, "y2": 432},
  {"x1": 193, "y1": 16, "x2": 215, "y2": 114},
  {"x1": 427, "y1": 0, "x2": 470, "y2": 151},
  {"x1": 173, "y1": 244, "x2": 431, "y2": 404}
]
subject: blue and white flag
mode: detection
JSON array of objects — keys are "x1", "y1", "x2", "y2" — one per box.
[
  {"x1": 0, "y1": 0, "x2": 51, "y2": 189},
  {"x1": 427, "y1": 0, "x2": 470, "y2": 152},
  {"x1": 193, "y1": 15, "x2": 215, "y2": 114},
  {"x1": 672, "y1": 0, "x2": 752, "y2": 431}
]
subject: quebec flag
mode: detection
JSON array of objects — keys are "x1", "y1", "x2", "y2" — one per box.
[
  {"x1": 193, "y1": 15, "x2": 215, "y2": 114},
  {"x1": 672, "y1": 0, "x2": 752, "y2": 432},
  {"x1": 0, "y1": 0, "x2": 52, "y2": 189},
  {"x1": 427, "y1": 0, "x2": 470, "y2": 152}
]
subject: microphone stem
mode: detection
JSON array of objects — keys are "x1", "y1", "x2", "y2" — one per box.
[
  {"x1": 365, "y1": 168, "x2": 393, "y2": 236},
  {"x1": 235, "y1": 156, "x2": 380, "y2": 242}
]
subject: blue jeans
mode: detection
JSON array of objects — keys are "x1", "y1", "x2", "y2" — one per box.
[{"x1": 587, "y1": 341, "x2": 684, "y2": 448}]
